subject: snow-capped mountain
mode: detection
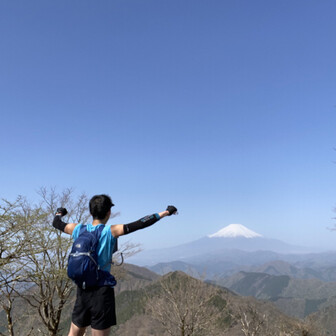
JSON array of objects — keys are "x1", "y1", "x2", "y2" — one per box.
[
  {"x1": 129, "y1": 224, "x2": 310, "y2": 266},
  {"x1": 208, "y1": 224, "x2": 262, "y2": 238}
]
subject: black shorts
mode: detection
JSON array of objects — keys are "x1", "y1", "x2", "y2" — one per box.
[{"x1": 72, "y1": 286, "x2": 116, "y2": 330}]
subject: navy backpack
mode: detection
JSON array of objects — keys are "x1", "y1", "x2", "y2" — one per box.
[{"x1": 67, "y1": 225, "x2": 116, "y2": 289}]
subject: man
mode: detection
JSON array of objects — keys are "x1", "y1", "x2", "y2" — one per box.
[{"x1": 52, "y1": 194, "x2": 177, "y2": 336}]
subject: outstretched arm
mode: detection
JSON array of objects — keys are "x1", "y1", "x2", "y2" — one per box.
[
  {"x1": 52, "y1": 208, "x2": 78, "y2": 235},
  {"x1": 111, "y1": 205, "x2": 177, "y2": 238}
]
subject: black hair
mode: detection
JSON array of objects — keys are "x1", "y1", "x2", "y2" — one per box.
[{"x1": 89, "y1": 194, "x2": 114, "y2": 220}]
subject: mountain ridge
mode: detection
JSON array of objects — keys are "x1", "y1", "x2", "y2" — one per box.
[
  {"x1": 129, "y1": 227, "x2": 311, "y2": 266},
  {"x1": 1, "y1": 264, "x2": 335, "y2": 335},
  {"x1": 216, "y1": 270, "x2": 336, "y2": 319}
]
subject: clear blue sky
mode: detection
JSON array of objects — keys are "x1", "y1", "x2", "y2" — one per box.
[{"x1": 1, "y1": 0, "x2": 336, "y2": 250}]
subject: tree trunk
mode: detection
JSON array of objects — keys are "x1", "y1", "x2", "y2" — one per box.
[{"x1": 4, "y1": 305, "x2": 14, "y2": 336}]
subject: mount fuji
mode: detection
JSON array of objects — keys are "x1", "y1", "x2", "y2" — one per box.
[
  {"x1": 208, "y1": 224, "x2": 263, "y2": 238},
  {"x1": 129, "y1": 224, "x2": 309, "y2": 267}
]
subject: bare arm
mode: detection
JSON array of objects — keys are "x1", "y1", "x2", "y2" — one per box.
[{"x1": 64, "y1": 223, "x2": 78, "y2": 235}]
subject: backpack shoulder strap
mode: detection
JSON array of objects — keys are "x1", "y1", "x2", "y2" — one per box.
[{"x1": 78, "y1": 224, "x2": 87, "y2": 236}]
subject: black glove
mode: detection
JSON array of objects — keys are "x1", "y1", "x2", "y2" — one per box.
[
  {"x1": 56, "y1": 207, "x2": 68, "y2": 217},
  {"x1": 166, "y1": 205, "x2": 177, "y2": 216}
]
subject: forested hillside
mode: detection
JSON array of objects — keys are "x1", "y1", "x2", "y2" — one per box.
[
  {"x1": 218, "y1": 271, "x2": 336, "y2": 319},
  {"x1": 0, "y1": 265, "x2": 330, "y2": 336}
]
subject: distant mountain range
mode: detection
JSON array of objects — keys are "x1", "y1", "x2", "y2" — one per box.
[
  {"x1": 129, "y1": 224, "x2": 313, "y2": 266},
  {"x1": 128, "y1": 224, "x2": 336, "y2": 281},
  {"x1": 216, "y1": 270, "x2": 336, "y2": 319}
]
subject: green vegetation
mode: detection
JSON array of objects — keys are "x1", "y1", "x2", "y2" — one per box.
[
  {"x1": 304, "y1": 298, "x2": 327, "y2": 317},
  {"x1": 262, "y1": 275, "x2": 290, "y2": 298},
  {"x1": 116, "y1": 289, "x2": 147, "y2": 324}
]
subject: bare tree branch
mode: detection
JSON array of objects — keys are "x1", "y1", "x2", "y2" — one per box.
[{"x1": 146, "y1": 271, "x2": 226, "y2": 336}]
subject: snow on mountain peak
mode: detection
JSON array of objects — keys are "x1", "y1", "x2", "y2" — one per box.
[{"x1": 208, "y1": 224, "x2": 262, "y2": 239}]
